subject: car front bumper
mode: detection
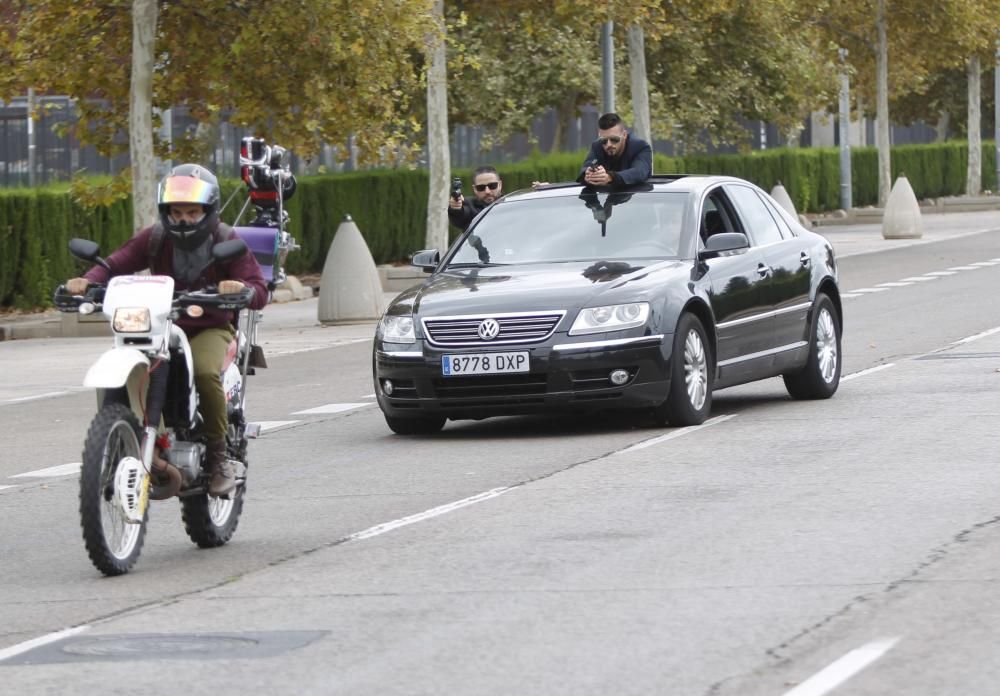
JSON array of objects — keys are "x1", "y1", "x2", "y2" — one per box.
[{"x1": 374, "y1": 333, "x2": 671, "y2": 420}]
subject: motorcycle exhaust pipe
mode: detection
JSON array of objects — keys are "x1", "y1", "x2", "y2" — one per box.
[
  {"x1": 143, "y1": 361, "x2": 182, "y2": 499},
  {"x1": 149, "y1": 448, "x2": 183, "y2": 500}
]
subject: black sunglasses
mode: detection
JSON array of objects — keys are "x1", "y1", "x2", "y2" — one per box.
[
  {"x1": 474, "y1": 182, "x2": 500, "y2": 192},
  {"x1": 597, "y1": 135, "x2": 623, "y2": 145}
]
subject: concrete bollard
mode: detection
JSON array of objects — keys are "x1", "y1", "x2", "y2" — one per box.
[
  {"x1": 770, "y1": 182, "x2": 798, "y2": 218},
  {"x1": 882, "y1": 175, "x2": 923, "y2": 239},
  {"x1": 318, "y1": 215, "x2": 385, "y2": 324}
]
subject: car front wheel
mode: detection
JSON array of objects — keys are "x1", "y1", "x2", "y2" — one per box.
[
  {"x1": 652, "y1": 312, "x2": 712, "y2": 427},
  {"x1": 783, "y1": 292, "x2": 841, "y2": 399}
]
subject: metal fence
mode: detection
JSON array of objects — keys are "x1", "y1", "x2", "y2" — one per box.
[{"x1": 0, "y1": 96, "x2": 943, "y2": 188}]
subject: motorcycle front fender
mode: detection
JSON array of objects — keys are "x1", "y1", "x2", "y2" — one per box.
[{"x1": 84, "y1": 348, "x2": 150, "y2": 389}]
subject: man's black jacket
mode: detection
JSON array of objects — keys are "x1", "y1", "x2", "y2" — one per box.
[
  {"x1": 576, "y1": 136, "x2": 653, "y2": 187},
  {"x1": 447, "y1": 197, "x2": 489, "y2": 231}
]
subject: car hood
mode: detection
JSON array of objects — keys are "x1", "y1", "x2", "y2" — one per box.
[{"x1": 388, "y1": 260, "x2": 691, "y2": 316}]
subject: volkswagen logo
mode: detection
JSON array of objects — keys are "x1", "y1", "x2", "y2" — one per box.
[{"x1": 477, "y1": 318, "x2": 500, "y2": 341}]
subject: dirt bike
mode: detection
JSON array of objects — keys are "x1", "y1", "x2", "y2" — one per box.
[{"x1": 54, "y1": 238, "x2": 263, "y2": 576}]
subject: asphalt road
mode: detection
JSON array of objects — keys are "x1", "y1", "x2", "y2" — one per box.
[{"x1": 2, "y1": 217, "x2": 1000, "y2": 695}]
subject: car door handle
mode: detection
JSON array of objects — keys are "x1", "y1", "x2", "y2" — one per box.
[
  {"x1": 756, "y1": 263, "x2": 771, "y2": 278},
  {"x1": 800, "y1": 252, "x2": 810, "y2": 267}
]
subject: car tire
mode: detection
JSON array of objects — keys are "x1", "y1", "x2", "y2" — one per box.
[
  {"x1": 783, "y1": 292, "x2": 841, "y2": 399},
  {"x1": 384, "y1": 413, "x2": 447, "y2": 435},
  {"x1": 653, "y1": 312, "x2": 712, "y2": 427}
]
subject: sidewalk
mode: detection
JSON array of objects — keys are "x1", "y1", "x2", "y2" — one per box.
[{"x1": 2, "y1": 208, "x2": 998, "y2": 342}]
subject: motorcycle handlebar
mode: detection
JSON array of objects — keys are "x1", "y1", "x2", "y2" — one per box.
[
  {"x1": 51, "y1": 284, "x2": 256, "y2": 313},
  {"x1": 176, "y1": 286, "x2": 256, "y2": 311}
]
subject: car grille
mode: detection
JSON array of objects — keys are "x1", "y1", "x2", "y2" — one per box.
[{"x1": 423, "y1": 311, "x2": 565, "y2": 347}]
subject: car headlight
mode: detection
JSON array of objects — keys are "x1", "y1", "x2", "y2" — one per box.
[
  {"x1": 569, "y1": 302, "x2": 649, "y2": 335},
  {"x1": 112, "y1": 307, "x2": 151, "y2": 333},
  {"x1": 378, "y1": 314, "x2": 416, "y2": 343}
]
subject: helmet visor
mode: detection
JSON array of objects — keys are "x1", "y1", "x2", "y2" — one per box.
[{"x1": 158, "y1": 175, "x2": 216, "y2": 206}]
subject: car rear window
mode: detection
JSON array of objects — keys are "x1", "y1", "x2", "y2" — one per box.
[{"x1": 449, "y1": 191, "x2": 688, "y2": 265}]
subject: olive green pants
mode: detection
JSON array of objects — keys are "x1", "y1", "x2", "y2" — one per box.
[{"x1": 188, "y1": 325, "x2": 236, "y2": 442}]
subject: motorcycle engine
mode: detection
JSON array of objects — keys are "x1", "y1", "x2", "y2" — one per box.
[{"x1": 170, "y1": 441, "x2": 204, "y2": 485}]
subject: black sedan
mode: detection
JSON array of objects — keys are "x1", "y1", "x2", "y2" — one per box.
[{"x1": 373, "y1": 175, "x2": 842, "y2": 435}]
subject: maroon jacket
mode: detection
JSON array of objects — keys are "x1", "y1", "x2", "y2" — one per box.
[{"x1": 83, "y1": 223, "x2": 269, "y2": 334}]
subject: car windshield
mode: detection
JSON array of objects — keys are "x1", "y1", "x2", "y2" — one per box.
[{"x1": 447, "y1": 191, "x2": 688, "y2": 266}]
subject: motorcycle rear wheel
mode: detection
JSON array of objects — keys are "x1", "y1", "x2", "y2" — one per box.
[
  {"x1": 181, "y1": 476, "x2": 245, "y2": 548},
  {"x1": 79, "y1": 403, "x2": 147, "y2": 576}
]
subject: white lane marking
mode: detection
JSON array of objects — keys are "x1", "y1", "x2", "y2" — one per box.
[
  {"x1": 615, "y1": 415, "x2": 737, "y2": 455},
  {"x1": 842, "y1": 363, "x2": 895, "y2": 382},
  {"x1": 1, "y1": 391, "x2": 70, "y2": 405},
  {"x1": 347, "y1": 487, "x2": 512, "y2": 541},
  {"x1": 875, "y1": 282, "x2": 911, "y2": 287},
  {"x1": 951, "y1": 326, "x2": 1000, "y2": 345},
  {"x1": 840, "y1": 293, "x2": 862, "y2": 299},
  {"x1": 291, "y1": 403, "x2": 371, "y2": 415},
  {"x1": 971, "y1": 261, "x2": 999, "y2": 266},
  {"x1": 257, "y1": 420, "x2": 300, "y2": 432},
  {"x1": 267, "y1": 338, "x2": 371, "y2": 357},
  {"x1": 782, "y1": 637, "x2": 900, "y2": 696},
  {"x1": 0, "y1": 485, "x2": 17, "y2": 492},
  {"x1": 362, "y1": 393, "x2": 376, "y2": 399},
  {"x1": 851, "y1": 287, "x2": 890, "y2": 293},
  {"x1": 948, "y1": 265, "x2": 980, "y2": 271},
  {"x1": 0, "y1": 625, "x2": 90, "y2": 663},
  {"x1": 925, "y1": 270, "x2": 957, "y2": 276},
  {"x1": 899, "y1": 276, "x2": 938, "y2": 282},
  {"x1": 11, "y1": 462, "x2": 81, "y2": 479}
]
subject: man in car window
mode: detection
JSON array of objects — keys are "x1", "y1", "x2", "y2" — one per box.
[
  {"x1": 577, "y1": 112, "x2": 652, "y2": 188},
  {"x1": 448, "y1": 166, "x2": 503, "y2": 231}
]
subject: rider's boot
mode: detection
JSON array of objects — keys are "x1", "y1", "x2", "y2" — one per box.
[{"x1": 206, "y1": 438, "x2": 235, "y2": 498}]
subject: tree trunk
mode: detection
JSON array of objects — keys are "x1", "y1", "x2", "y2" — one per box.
[
  {"x1": 966, "y1": 54, "x2": 982, "y2": 196},
  {"x1": 424, "y1": 0, "x2": 449, "y2": 252},
  {"x1": 628, "y1": 24, "x2": 651, "y2": 147},
  {"x1": 876, "y1": 0, "x2": 891, "y2": 207},
  {"x1": 130, "y1": 0, "x2": 158, "y2": 233}
]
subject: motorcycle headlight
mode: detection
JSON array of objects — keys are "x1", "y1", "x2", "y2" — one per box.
[
  {"x1": 569, "y1": 302, "x2": 649, "y2": 335},
  {"x1": 112, "y1": 307, "x2": 151, "y2": 333},
  {"x1": 378, "y1": 314, "x2": 415, "y2": 343}
]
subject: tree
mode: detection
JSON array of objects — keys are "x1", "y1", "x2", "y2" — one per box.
[
  {"x1": 425, "y1": 0, "x2": 450, "y2": 251},
  {"x1": 628, "y1": 24, "x2": 652, "y2": 145},
  {"x1": 130, "y1": 0, "x2": 157, "y2": 230},
  {"x1": 642, "y1": 0, "x2": 838, "y2": 152},
  {"x1": 0, "y1": 1, "x2": 434, "y2": 198},
  {"x1": 445, "y1": 1, "x2": 668, "y2": 152}
]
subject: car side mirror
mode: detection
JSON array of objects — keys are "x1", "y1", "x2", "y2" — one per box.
[
  {"x1": 213, "y1": 238, "x2": 249, "y2": 263},
  {"x1": 699, "y1": 232, "x2": 750, "y2": 259},
  {"x1": 411, "y1": 249, "x2": 440, "y2": 273}
]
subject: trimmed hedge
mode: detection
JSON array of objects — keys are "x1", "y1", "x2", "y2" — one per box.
[{"x1": 2, "y1": 141, "x2": 996, "y2": 308}]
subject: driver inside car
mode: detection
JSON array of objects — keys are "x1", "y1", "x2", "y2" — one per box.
[{"x1": 66, "y1": 164, "x2": 268, "y2": 497}]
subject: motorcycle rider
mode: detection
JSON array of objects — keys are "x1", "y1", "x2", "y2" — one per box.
[{"x1": 66, "y1": 164, "x2": 268, "y2": 497}]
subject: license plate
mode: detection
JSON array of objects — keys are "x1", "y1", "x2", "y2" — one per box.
[{"x1": 442, "y1": 351, "x2": 529, "y2": 376}]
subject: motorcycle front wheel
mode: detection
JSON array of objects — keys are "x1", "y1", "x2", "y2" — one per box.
[{"x1": 79, "y1": 403, "x2": 148, "y2": 576}]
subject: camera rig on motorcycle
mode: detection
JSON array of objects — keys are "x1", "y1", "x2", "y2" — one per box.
[{"x1": 224, "y1": 136, "x2": 300, "y2": 291}]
